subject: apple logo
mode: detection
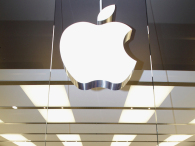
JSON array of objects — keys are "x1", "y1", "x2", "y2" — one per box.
[{"x1": 60, "y1": 4, "x2": 137, "y2": 90}]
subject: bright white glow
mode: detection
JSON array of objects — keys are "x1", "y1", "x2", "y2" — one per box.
[
  {"x1": 119, "y1": 86, "x2": 174, "y2": 123},
  {"x1": 21, "y1": 85, "x2": 70, "y2": 106},
  {"x1": 1, "y1": 134, "x2": 27, "y2": 141},
  {"x1": 124, "y1": 86, "x2": 174, "y2": 107},
  {"x1": 111, "y1": 142, "x2": 131, "y2": 146},
  {"x1": 60, "y1": 21, "x2": 135, "y2": 84},
  {"x1": 97, "y1": 5, "x2": 115, "y2": 21},
  {"x1": 12, "y1": 106, "x2": 17, "y2": 109},
  {"x1": 111, "y1": 135, "x2": 136, "y2": 146},
  {"x1": 112, "y1": 135, "x2": 136, "y2": 141},
  {"x1": 165, "y1": 135, "x2": 192, "y2": 142},
  {"x1": 14, "y1": 142, "x2": 36, "y2": 146},
  {"x1": 190, "y1": 119, "x2": 195, "y2": 123},
  {"x1": 21, "y1": 85, "x2": 75, "y2": 122},
  {"x1": 57, "y1": 135, "x2": 81, "y2": 141},
  {"x1": 0, "y1": 119, "x2": 3, "y2": 123},
  {"x1": 159, "y1": 142, "x2": 179, "y2": 146},
  {"x1": 158, "y1": 135, "x2": 192, "y2": 146},
  {"x1": 57, "y1": 134, "x2": 82, "y2": 146},
  {"x1": 1, "y1": 134, "x2": 36, "y2": 146},
  {"x1": 21, "y1": 85, "x2": 81, "y2": 145},
  {"x1": 62, "y1": 142, "x2": 82, "y2": 146},
  {"x1": 115, "y1": 86, "x2": 174, "y2": 146},
  {"x1": 119, "y1": 110, "x2": 154, "y2": 123},
  {"x1": 39, "y1": 109, "x2": 75, "y2": 122}
]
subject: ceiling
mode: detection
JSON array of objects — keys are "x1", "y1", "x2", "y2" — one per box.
[{"x1": 0, "y1": 0, "x2": 195, "y2": 146}]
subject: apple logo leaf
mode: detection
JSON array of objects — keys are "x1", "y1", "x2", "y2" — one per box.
[
  {"x1": 97, "y1": 4, "x2": 115, "y2": 25},
  {"x1": 60, "y1": 4, "x2": 137, "y2": 90}
]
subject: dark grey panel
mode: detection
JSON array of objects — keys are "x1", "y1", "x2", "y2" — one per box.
[
  {"x1": 52, "y1": 0, "x2": 150, "y2": 69},
  {"x1": 0, "y1": 21, "x2": 54, "y2": 69},
  {"x1": 0, "y1": 0, "x2": 55, "y2": 21},
  {"x1": 151, "y1": 23, "x2": 195, "y2": 70}
]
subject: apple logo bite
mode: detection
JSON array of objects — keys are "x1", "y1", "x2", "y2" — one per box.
[{"x1": 60, "y1": 4, "x2": 137, "y2": 90}]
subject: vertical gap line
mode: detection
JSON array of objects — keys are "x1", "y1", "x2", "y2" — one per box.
[
  {"x1": 45, "y1": 25, "x2": 55, "y2": 146},
  {"x1": 44, "y1": 1, "x2": 56, "y2": 146},
  {"x1": 148, "y1": 0, "x2": 165, "y2": 70},
  {"x1": 61, "y1": 0, "x2": 64, "y2": 31},
  {"x1": 100, "y1": 0, "x2": 102, "y2": 11},
  {"x1": 148, "y1": 0, "x2": 178, "y2": 136},
  {"x1": 165, "y1": 71, "x2": 178, "y2": 134},
  {"x1": 144, "y1": 0, "x2": 159, "y2": 145}
]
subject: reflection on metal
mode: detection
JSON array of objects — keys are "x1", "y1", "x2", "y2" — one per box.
[
  {"x1": 66, "y1": 68, "x2": 132, "y2": 90},
  {"x1": 0, "y1": 106, "x2": 195, "y2": 110},
  {"x1": 0, "y1": 140, "x2": 195, "y2": 142},
  {"x1": 0, "y1": 133, "x2": 194, "y2": 135},
  {"x1": 0, "y1": 122, "x2": 194, "y2": 125}
]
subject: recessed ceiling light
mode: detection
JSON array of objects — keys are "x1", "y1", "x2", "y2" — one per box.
[
  {"x1": 13, "y1": 142, "x2": 36, "y2": 146},
  {"x1": 0, "y1": 134, "x2": 27, "y2": 141},
  {"x1": 21, "y1": 85, "x2": 75, "y2": 122},
  {"x1": 113, "y1": 135, "x2": 136, "y2": 141},
  {"x1": 57, "y1": 134, "x2": 82, "y2": 146},
  {"x1": 62, "y1": 142, "x2": 82, "y2": 146},
  {"x1": 124, "y1": 86, "x2": 174, "y2": 107},
  {"x1": 111, "y1": 142, "x2": 131, "y2": 146},
  {"x1": 119, "y1": 86, "x2": 174, "y2": 123},
  {"x1": 57, "y1": 134, "x2": 81, "y2": 141},
  {"x1": 159, "y1": 142, "x2": 179, "y2": 146},
  {"x1": 158, "y1": 135, "x2": 192, "y2": 146},
  {"x1": 111, "y1": 135, "x2": 136, "y2": 146},
  {"x1": 117, "y1": 85, "x2": 174, "y2": 145},
  {"x1": 21, "y1": 85, "x2": 70, "y2": 107}
]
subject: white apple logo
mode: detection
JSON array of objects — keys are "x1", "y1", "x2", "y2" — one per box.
[{"x1": 60, "y1": 5, "x2": 136, "y2": 90}]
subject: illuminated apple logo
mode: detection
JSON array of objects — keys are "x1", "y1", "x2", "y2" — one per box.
[{"x1": 60, "y1": 5, "x2": 136, "y2": 90}]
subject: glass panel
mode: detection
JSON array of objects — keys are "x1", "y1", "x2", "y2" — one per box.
[
  {"x1": 149, "y1": 0, "x2": 195, "y2": 145},
  {"x1": 50, "y1": 0, "x2": 154, "y2": 145},
  {"x1": 0, "y1": 0, "x2": 55, "y2": 146}
]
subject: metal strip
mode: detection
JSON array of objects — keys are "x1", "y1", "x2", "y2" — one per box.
[
  {"x1": 0, "y1": 122, "x2": 194, "y2": 125},
  {"x1": 0, "y1": 106, "x2": 195, "y2": 110},
  {"x1": 1, "y1": 81, "x2": 195, "y2": 86},
  {"x1": 0, "y1": 133, "x2": 194, "y2": 135},
  {"x1": 0, "y1": 140, "x2": 195, "y2": 142}
]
